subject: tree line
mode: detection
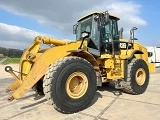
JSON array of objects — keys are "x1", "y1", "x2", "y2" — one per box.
[{"x1": 0, "y1": 46, "x2": 23, "y2": 58}]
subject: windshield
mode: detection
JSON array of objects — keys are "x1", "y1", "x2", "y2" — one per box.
[
  {"x1": 76, "y1": 15, "x2": 119, "y2": 47},
  {"x1": 76, "y1": 16, "x2": 92, "y2": 40},
  {"x1": 76, "y1": 15, "x2": 99, "y2": 45}
]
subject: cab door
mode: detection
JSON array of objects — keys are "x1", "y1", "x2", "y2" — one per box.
[{"x1": 101, "y1": 18, "x2": 120, "y2": 55}]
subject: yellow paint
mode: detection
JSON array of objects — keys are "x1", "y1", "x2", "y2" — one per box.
[
  {"x1": 104, "y1": 59, "x2": 124, "y2": 80},
  {"x1": 43, "y1": 36, "x2": 74, "y2": 45},
  {"x1": 9, "y1": 38, "x2": 84, "y2": 99},
  {"x1": 136, "y1": 68, "x2": 146, "y2": 86},
  {"x1": 65, "y1": 72, "x2": 88, "y2": 99},
  {"x1": 148, "y1": 63, "x2": 155, "y2": 73},
  {"x1": 6, "y1": 78, "x2": 21, "y2": 91}
]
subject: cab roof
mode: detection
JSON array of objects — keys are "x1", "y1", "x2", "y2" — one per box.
[{"x1": 78, "y1": 12, "x2": 120, "y2": 22}]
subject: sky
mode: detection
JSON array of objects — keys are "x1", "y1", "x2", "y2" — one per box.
[{"x1": 0, "y1": 0, "x2": 160, "y2": 49}]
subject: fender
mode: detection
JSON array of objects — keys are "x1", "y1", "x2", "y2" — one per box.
[
  {"x1": 127, "y1": 50, "x2": 144, "y2": 60},
  {"x1": 69, "y1": 50, "x2": 101, "y2": 86},
  {"x1": 69, "y1": 50, "x2": 100, "y2": 71}
]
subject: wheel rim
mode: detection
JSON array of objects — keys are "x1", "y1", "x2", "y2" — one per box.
[
  {"x1": 136, "y1": 68, "x2": 146, "y2": 86},
  {"x1": 66, "y1": 72, "x2": 88, "y2": 99}
]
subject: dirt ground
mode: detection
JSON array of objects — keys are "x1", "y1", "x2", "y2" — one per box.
[{"x1": 0, "y1": 64, "x2": 160, "y2": 120}]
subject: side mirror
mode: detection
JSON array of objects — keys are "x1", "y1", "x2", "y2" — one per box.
[
  {"x1": 104, "y1": 11, "x2": 109, "y2": 23},
  {"x1": 73, "y1": 24, "x2": 78, "y2": 34},
  {"x1": 81, "y1": 31, "x2": 90, "y2": 39},
  {"x1": 79, "y1": 31, "x2": 90, "y2": 49}
]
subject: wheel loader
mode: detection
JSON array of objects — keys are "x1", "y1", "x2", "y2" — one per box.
[{"x1": 5, "y1": 11, "x2": 155, "y2": 113}]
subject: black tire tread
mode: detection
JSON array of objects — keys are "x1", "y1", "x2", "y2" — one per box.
[
  {"x1": 43, "y1": 56, "x2": 96, "y2": 113},
  {"x1": 122, "y1": 58, "x2": 149, "y2": 94}
]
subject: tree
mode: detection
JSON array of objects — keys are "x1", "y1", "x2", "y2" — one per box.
[{"x1": 0, "y1": 46, "x2": 23, "y2": 58}]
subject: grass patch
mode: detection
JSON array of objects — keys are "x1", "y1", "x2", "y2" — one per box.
[{"x1": 0, "y1": 57, "x2": 20, "y2": 64}]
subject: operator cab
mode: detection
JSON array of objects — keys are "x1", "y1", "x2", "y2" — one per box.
[{"x1": 74, "y1": 12, "x2": 120, "y2": 56}]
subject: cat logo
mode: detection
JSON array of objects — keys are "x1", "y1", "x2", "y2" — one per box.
[{"x1": 120, "y1": 43, "x2": 127, "y2": 49}]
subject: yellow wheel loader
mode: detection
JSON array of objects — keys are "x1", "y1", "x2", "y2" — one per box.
[{"x1": 5, "y1": 11, "x2": 155, "y2": 113}]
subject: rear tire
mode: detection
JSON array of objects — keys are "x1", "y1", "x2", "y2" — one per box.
[
  {"x1": 122, "y1": 58, "x2": 149, "y2": 94},
  {"x1": 43, "y1": 56, "x2": 97, "y2": 113}
]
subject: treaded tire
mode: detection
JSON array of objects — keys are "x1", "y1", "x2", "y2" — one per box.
[
  {"x1": 43, "y1": 56, "x2": 97, "y2": 113},
  {"x1": 122, "y1": 58, "x2": 149, "y2": 94}
]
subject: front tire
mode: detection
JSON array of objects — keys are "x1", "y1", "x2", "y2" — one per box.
[
  {"x1": 122, "y1": 58, "x2": 149, "y2": 94},
  {"x1": 43, "y1": 56, "x2": 97, "y2": 113}
]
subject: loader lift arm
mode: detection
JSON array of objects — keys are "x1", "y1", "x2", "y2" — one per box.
[{"x1": 5, "y1": 36, "x2": 79, "y2": 100}]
